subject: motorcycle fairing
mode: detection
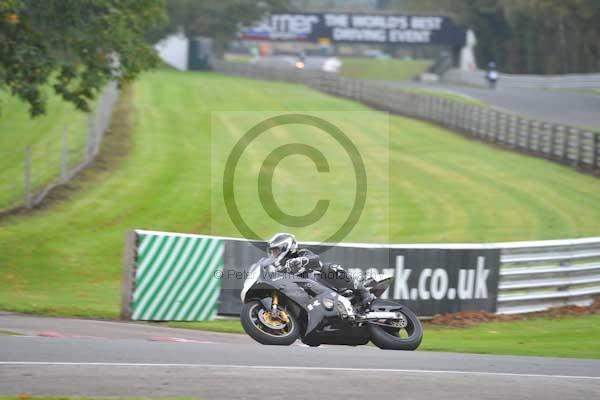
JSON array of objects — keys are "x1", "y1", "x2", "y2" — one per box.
[{"x1": 247, "y1": 271, "x2": 339, "y2": 336}]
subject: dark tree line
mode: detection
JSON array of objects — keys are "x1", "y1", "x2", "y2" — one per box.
[
  {"x1": 1, "y1": 0, "x2": 289, "y2": 118},
  {"x1": 1, "y1": 0, "x2": 167, "y2": 117},
  {"x1": 381, "y1": 0, "x2": 600, "y2": 74},
  {"x1": 452, "y1": 0, "x2": 600, "y2": 74}
]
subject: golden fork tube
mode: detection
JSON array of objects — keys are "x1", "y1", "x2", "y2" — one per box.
[{"x1": 270, "y1": 291, "x2": 280, "y2": 319}]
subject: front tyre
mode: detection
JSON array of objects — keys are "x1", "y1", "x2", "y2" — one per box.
[
  {"x1": 240, "y1": 300, "x2": 300, "y2": 345},
  {"x1": 368, "y1": 307, "x2": 423, "y2": 350}
]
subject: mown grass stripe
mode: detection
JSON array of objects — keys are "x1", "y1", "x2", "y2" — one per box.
[
  {"x1": 155, "y1": 238, "x2": 208, "y2": 321},
  {"x1": 140, "y1": 236, "x2": 195, "y2": 320},
  {"x1": 163, "y1": 238, "x2": 215, "y2": 321},
  {"x1": 172, "y1": 239, "x2": 221, "y2": 320},
  {"x1": 182, "y1": 244, "x2": 224, "y2": 320},
  {"x1": 136, "y1": 236, "x2": 188, "y2": 320}
]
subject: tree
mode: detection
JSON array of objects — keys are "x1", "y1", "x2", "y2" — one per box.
[
  {"x1": 503, "y1": 0, "x2": 600, "y2": 74},
  {"x1": 0, "y1": 0, "x2": 166, "y2": 117},
  {"x1": 148, "y1": 0, "x2": 289, "y2": 56},
  {"x1": 449, "y1": 0, "x2": 600, "y2": 74},
  {"x1": 377, "y1": 0, "x2": 455, "y2": 13}
]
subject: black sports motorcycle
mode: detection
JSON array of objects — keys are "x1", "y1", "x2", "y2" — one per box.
[{"x1": 240, "y1": 256, "x2": 423, "y2": 350}]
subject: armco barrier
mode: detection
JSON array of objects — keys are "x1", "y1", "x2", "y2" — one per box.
[
  {"x1": 121, "y1": 229, "x2": 600, "y2": 320},
  {"x1": 496, "y1": 237, "x2": 600, "y2": 314},
  {"x1": 212, "y1": 61, "x2": 600, "y2": 175}
]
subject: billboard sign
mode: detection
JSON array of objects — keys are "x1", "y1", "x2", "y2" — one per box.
[
  {"x1": 219, "y1": 240, "x2": 501, "y2": 316},
  {"x1": 241, "y1": 13, "x2": 466, "y2": 46}
]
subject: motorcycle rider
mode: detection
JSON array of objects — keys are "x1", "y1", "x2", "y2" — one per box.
[
  {"x1": 267, "y1": 232, "x2": 373, "y2": 308},
  {"x1": 486, "y1": 61, "x2": 499, "y2": 89}
]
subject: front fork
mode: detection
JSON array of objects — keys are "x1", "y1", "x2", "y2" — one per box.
[
  {"x1": 270, "y1": 291, "x2": 289, "y2": 323},
  {"x1": 271, "y1": 291, "x2": 280, "y2": 316}
]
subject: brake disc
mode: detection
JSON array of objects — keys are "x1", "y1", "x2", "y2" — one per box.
[
  {"x1": 392, "y1": 313, "x2": 408, "y2": 329},
  {"x1": 258, "y1": 310, "x2": 286, "y2": 330}
]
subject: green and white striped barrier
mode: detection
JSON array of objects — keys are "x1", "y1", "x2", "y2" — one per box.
[
  {"x1": 121, "y1": 230, "x2": 224, "y2": 321},
  {"x1": 121, "y1": 229, "x2": 600, "y2": 319}
]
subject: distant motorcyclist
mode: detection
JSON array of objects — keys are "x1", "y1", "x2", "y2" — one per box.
[
  {"x1": 267, "y1": 232, "x2": 373, "y2": 308},
  {"x1": 486, "y1": 61, "x2": 499, "y2": 89}
]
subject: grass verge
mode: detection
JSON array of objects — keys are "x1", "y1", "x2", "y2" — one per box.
[
  {"x1": 1, "y1": 70, "x2": 600, "y2": 317},
  {"x1": 403, "y1": 87, "x2": 487, "y2": 106},
  {"x1": 339, "y1": 57, "x2": 431, "y2": 81},
  {"x1": 0, "y1": 330, "x2": 20, "y2": 336},
  {"x1": 0, "y1": 86, "x2": 94, "y2": 210},
  {"x1": 223, "y1": 53, "x2": 253, "y2": 64},
  {"x1": 167, "y1": 314, "x2": 600, "y2": 359},
  {"x1": 167, "y1": 320, "x2": 245, "y2": 334}
]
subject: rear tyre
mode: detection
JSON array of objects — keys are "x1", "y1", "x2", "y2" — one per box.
[
  {"x1": 368, "y1": 307, "x2": 423, "y2": 350},
  {"x1": 240, "y1": 300, "x2": 300, "y2": 345}
]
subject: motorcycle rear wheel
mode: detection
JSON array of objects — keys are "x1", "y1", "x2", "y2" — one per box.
[
  {"x1": 368, "y1": 307, "x2": 423, "y2": 350},
  {"x1": 240, "y1": 300, "x2": 300, "y2": 345}
]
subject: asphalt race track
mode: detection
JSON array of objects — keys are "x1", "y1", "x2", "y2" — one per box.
[
  {"x1": 1, "y1": 313, "x2": 599, "y2": 399},
  {"x1": 258, "y1": 56, "x2": 600, "y2": 129},
  {"x1": 389, "y1": 81, "x2": 600, "y2": 129}
]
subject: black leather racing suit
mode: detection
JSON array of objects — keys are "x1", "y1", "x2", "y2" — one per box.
[{"x1": 280, "y1": 248, "x2": 371, "y2": 306}]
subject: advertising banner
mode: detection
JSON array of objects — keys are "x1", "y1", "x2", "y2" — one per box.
[
  {"x1": 219, "y1": 240, "x2": 500, "y2": 316},
  {"x1": 241, "y1": 13, "x2": 466, "y2": 46}
]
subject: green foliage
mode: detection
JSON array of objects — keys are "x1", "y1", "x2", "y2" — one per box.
[
  {"x1": 0, "y1": 0, "x2": 166, "y2": 117},
  {"x1": 148, "y1": 0, "x2": 289, "y2": 55},
  {"x1": 379, "y1": 0, "x2": 600, "y2": 74},
  {"x1": 450, "y1": 0, "x2": 600, "y2": 74},
  {"x1": 377, "y1": 0, "x2": 455, "y2": 14}
]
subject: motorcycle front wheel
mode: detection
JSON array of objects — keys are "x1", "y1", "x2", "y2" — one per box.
[
  {"x1": 240, "y1": 300, "x2": 300, "y2": 345},
  {"x1": 368, "y1": 306, "x2": 423, "y2": 350}
]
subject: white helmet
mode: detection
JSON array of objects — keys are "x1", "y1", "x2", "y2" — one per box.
[{"x1": 267, "y1": 233, "x2": 297, "y2": 262}]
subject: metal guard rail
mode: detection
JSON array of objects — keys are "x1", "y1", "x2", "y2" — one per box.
[{"x1": 497, "y1": 238, "x2": 600, "y2": 314}]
